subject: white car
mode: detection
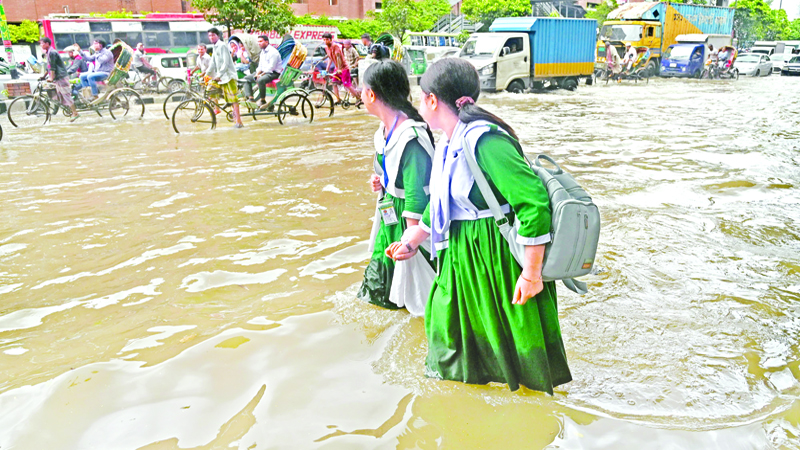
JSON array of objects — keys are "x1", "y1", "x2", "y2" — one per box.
[
  {"x1": 770, "y1": 53, "x2": 794, "y2": 73},
  {"x1": 128, "y1": 53, "x2": 194, "y2": 85},
  {"x1": 734, "y1": 53, "x2": 773, "y2": 77}
]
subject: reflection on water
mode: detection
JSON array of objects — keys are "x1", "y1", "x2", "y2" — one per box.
[{"x1": 1, "y1": 76, "x2": 799, "y2": 449}]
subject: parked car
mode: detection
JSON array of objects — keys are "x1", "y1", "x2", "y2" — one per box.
[
  {"x1": 782, "y1": 55, "x2": 800, "y2": 76},
  {"x1": 734, "y1": 53, "x2": 772, "y2": 77},
  {"x1": 770, "y1": 53, "x2": 794, "y2": 73}
]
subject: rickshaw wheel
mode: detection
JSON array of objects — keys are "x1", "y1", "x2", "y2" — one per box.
[
  {"x1": 308, "y1": 88, "x2": 335, "y2": 118},
  {"x1": 109, "y1": 89, "x2": 144, "y2": 120},
  {"x1": 171, "y1": 98, "x2": 217, "y2": 133},
  {"x1": 277, "y1": 93, "x2": 314, "y2": 126},
  {"x1": 162, "y1": 91, "x2": 196, "y2": 120},
  {"x1": 8, "y1": 94, "x2": 51, "y2": 128}
]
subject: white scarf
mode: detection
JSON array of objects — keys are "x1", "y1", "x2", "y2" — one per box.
[{"x1": 429, "y1": 120, "x2": 510, "y2": 256}]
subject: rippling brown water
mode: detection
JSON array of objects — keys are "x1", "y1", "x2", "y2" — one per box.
[{"x1": 1, "y1": 76, "x2": 799, "y2": 449}]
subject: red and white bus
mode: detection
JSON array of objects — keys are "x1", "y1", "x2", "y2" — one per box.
[
  {"x1": 41, "y1": 13, "x2": 341, "y2": 53},
  {"x1": 41, "y1": 13, "x2": 213, "y2": 53}
]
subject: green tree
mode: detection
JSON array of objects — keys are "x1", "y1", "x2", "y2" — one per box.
[
  {"x1": 462, "y1": 0, "x2": 530, "y2": 32},
  {"x1": 7, "y1": 20, "x2": 40, "y2": 43},
  {"x1": 785, "y1": 18, "x2": 800, "y2": 40},
  {"x1": 585, "y1": 0, "x2": 618, "y2": 27},
  {"x1": 733, "y1": 0, "x2": 789, "y2": 46},
  {"x1": 372, "y1": 0, "x2": 452, "y2": 39},
  {"x1": 191, "y1": 0, "x2": 295, "y2": 35}
]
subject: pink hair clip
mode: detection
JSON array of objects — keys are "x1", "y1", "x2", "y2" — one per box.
[{"x1": 455, "y1": 96, "x2": 475, "y2": 110}]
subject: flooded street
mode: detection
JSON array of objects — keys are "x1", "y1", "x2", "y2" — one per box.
[{"x1": 1, "y1": 75, "x2": 799, "y2": 449}]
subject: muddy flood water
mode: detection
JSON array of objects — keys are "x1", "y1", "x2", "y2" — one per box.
[{"x1": 1, "y1": 75, "x2": 799, "y2": 450}]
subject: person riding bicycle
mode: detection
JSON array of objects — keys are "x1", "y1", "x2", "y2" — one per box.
[
  {"x1": 79, "y1": 40, "x2": 113, "y2": 101},
  {"x1": 717, "y1": 46, "x2": 733, "y2": 72},
  {"x1": 242, "y1": 35, "x2": 282, "y2": 107},
  {"x1": 206, "y1": 27, "x2": 244, "y2": 128},
  {"x1": 191, "y1": 44, "x2": 211, "y2": 76},
  {"x1": 622, "y1": 42, "x2": 637, "y2": 73},
  {"x1": 604, "y1": 39, "x2": 621, "y2": 76},
  {"x1": 343, "y1": 40, "x2": 360, "y2": 82},
  {"x1": 323, "y1": 32, "x2": 360, "y2": 105},
  {"x1": 133, "y1": 43, "x2": 158, "y2": 87},
  {"x1": 64, "y1": 45, "x2": 87, "y2": 79},
  {"x1": 40, "y1": 37, "x2": 79, "y2": 122}
]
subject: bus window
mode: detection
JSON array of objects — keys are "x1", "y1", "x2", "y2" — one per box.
[
  {"x1": 173, "y1": 32, "x2": 198, "y2": 47},
  {"x1": 116, "y1": 32, "x2": 143, "y2": 47},
  {"x1": 74, "y1": 33, "x2": 91, "y2": 48},
  {"x1": 198, "y1": 32, "x2": 211, "y2": 45},
  {"x1": 91, "y1": 33, "x2": 112, "y2": 45},
  {"x1": 54, "y1": 34, "x2": 75, "y2": 49},
  {"x1": 143, "y1": 22, "x2": 170, "y2": 31},
  {"x1": 145, "y1": 32, "x2": 171, "y2": 48},
  {"x1": 89, "y1": 22, "x2": 112, "y2": 32}
]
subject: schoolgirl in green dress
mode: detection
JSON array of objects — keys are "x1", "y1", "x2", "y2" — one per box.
[
  {"x1": 357, "y1": 60, "x2": 435, "y2": 311},
  {"x1": 387, "y1": 58, "x2": 572, "y2": 393}
]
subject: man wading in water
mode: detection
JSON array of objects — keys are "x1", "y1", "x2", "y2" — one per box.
[{"x1": 206, "y1": 27, "x2": 244, "y2": 128}]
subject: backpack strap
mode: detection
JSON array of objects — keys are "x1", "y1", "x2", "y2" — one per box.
[{"x1": 463, "y1": 126, "x2": 590, "y2": 296}]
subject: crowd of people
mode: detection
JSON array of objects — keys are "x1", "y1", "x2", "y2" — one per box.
[{"x1": 357, "y1": 58, "x2": 571, "y2": 394}]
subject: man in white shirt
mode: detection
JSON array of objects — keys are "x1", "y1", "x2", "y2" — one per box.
[
  {"x1": 133, "y1": 43, "x2": 157, "y2": 86},
  {"x1": 206, "y1": 27, "x2": 243, "y2": 128},
  {"x1": 191, "y1": 44, "x2": 211, "y2": 75},
  {"x1": 242, "y1": 35, "x2": 283, "y2": 106}
]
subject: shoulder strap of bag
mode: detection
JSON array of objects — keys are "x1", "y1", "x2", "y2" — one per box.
[
  {"x1": 462, "y1": 128, "x2": 590, "y2": 296},
  {"x1": 461, "y1": 129, "x2": 509, "y2": 229}
]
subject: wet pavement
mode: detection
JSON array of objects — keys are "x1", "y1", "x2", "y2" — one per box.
[{"x1": 0, "y1": 75, "x2": 799, "y2": 449}]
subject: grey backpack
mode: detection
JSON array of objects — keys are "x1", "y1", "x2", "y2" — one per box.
[{"x1": 463, "y1": 143, "x2": 600, "y2": 295}]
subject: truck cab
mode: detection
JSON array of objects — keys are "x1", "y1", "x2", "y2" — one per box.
[
  {"x1": 460, "y1": 32, "x2": 530, "y2": 92},
  {"x1": 597, "y1": 20, "x2": 661, "y2": 75},
  {"x1": 660, "y1": 43, "x2": 705, "y2": 78}
]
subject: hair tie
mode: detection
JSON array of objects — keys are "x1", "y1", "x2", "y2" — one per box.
[{"x1": 455, "y1": 96, "x2": 475, "y2": 110}]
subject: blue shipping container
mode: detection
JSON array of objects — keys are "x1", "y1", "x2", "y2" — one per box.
[{"x1": 490, "y1": 17, "x2": 597, "y2": 78}]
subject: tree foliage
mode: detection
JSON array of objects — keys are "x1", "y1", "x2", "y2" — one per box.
[
  {"x1": 7, "y1": 20, "x2": 40, "y2": 43},
  {"x1": 371, "y1": 0, "x2": 452, "y2": 39},
  {"x1": 294, "y1": 14, "x2": 386, "y2": 39},
  {"x1": 191, "y1": 0, "x2": 295, "y2": 34},
  {"x1": 585, "y1": 0, "x2": 619, "y2": 27},
  {"x1": 733, "y1": 0, "x2": 790, "y2": 46},
  {"x1": 785, "y1": 18, "x2": 800, "y2": 40},
  {"x1": 462, "y1": 0, "x2": 530, "y2": 32}
]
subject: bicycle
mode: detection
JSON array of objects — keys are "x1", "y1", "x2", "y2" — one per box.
[
  {"x1": 305, "y1": 70, "x2": 362, "y2": 118},
  {"x1": 171, "y1": 66, "x2": 313, "y2": 133},
  {"x1": 162, "y1": 70, "x2": 207, "y2": 120},
  {"x1": 7, "y1": 78, "x2": 144, "y2": 128},
  {"x1": 126, "y1": 66, "x2": 173, "y2": 94}
]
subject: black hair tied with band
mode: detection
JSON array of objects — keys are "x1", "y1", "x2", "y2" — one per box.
[
  {"x1": 363, "y1": 60, "x2": 435, "y2": 145},
  {"x1": 420, "y1": 58, "x2": 519, "y2": 141}
]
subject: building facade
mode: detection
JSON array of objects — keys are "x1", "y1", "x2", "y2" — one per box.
[{"x1": 291, "y1": 0, "x2": 379, "y2": 19}]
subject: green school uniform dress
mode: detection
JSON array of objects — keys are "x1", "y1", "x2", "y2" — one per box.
[
  {"x1": 358, "y1": 119, "x2": 434, "y2": 310},
  {"x1": 421, "y1": 124, "x2": 571, "y2": 393}
]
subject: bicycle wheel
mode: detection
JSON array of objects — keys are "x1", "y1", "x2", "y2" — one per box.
[
  {"x1": 340, "y1": 91, "x2": 351, "y2": 110},
  {"x1": 277, "y1": 93, "x2": 313, "y2": 125},
  {"x1": 308, "y1": 88, "x2": 334, "y2": 118},
  {"x1": 7, "y1": 95, "x2": 50, "y2": 128},
  {"x1": 167, "y1": 79, "x2": 186, "y2": 93},
  {"x1": 158, "y1": 77, "x2": 173, "y2": 94},
  {"x1": 109, "y1": 89, "x2": 145, "y2": 120},
  {"x1": 171, "y1": 98, "x2": 216, "y2": 133},
  {"x1": 162, "y1": 90, "x2": 195, "y2": 120}
]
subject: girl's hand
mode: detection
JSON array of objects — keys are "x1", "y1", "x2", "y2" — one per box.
[
  {"x1": 385, "y1": 241, "x2": 417, "y2": 261},
  {"x1": 369, "y1": 174, "x2": 382, "y2": 192},
  {"x1": 513, "y1": 274, "x2": 543, "y2": 305}
]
